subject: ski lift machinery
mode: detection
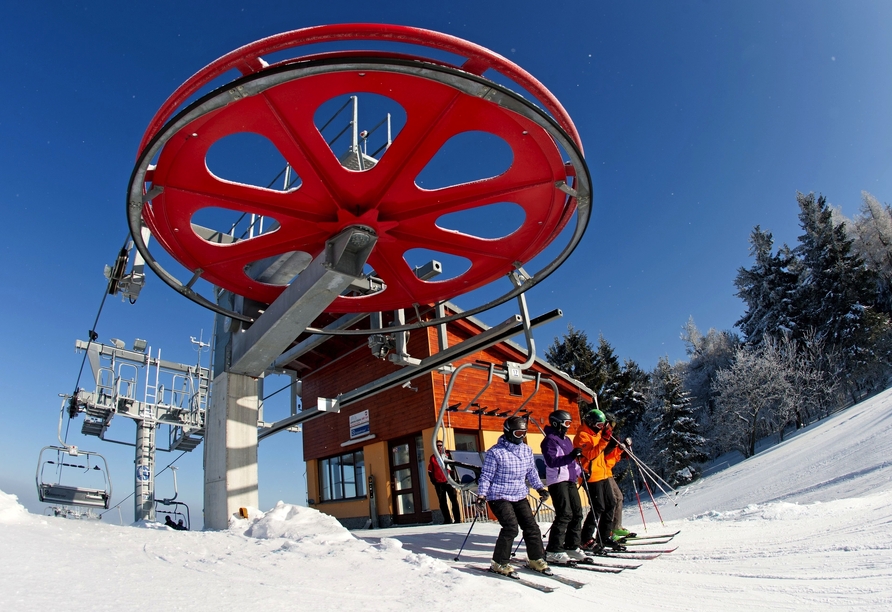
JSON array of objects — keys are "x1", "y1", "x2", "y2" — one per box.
[{"x1": 123, "y1": 24, "x2": 592, "y2": 522}]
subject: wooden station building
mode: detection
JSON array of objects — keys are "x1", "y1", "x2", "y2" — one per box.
[{"x1": 299, "y1": 307, "x2": 594, "y2": 528}]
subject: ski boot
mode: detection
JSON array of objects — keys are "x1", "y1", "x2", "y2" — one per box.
[
  {"x1": 603, "y1": 537, "x2": 627, "y2": 552},
  {"x1": 526, "y1": 558, "x2": 554, "y2": 576},
  {"x1": 490, "y1": 560, "x2": 519, "y2": 579},
  {"x1": 612, "y1": 527, "x2": 637, "y2": 540},
  {"x1": 545, "y1": 551, "x2": 574, "y2": 566}
]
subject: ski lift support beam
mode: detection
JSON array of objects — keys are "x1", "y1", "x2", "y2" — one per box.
[{"x1": 258, "y1": 307, "x2": 561, "y2": 440}]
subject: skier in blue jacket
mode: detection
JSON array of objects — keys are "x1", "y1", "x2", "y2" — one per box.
[
  {"x1": 540, "y1": 410, "x2": 586, "y2": 564},
  {"x1": 476, "y1": 415, "x2": 552, "y2": 578}
]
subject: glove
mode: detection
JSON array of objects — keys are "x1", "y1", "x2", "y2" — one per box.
[
  {"x1": 569, "y1": 447, "x2": 583, "y2": 459},
  {"x1": 475, "y1": 495, "x2": 487, "y2": 509},
  {"x1": 537, "y1": 488, "x2": 550, "y2": 502},
  {"x1": 625, "y1": 437, "x2": 633, "y2": 448}
]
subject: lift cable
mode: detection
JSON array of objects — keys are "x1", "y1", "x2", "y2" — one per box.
[{"x1": 64, "y1": 234, "x2": 133, "y2": 445}]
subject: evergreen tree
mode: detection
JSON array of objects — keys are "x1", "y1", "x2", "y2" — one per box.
[
  {"x1": 545, "y1": 325, "x2": 596, "y2": 384},
  {"x1": 610, "y1": 359, "x2": 650, "y2": 434},
  {"x1": 545, "y1": 325, "x2": 598, "y2": 418},
  {"x1": 840, "y1": 192, "x2": 892, "y2": 315},
  {"x1": 591, "y1": 335, "x2": 622, "y2": 411},
  {"x1": 651, "y1": 357, "x2": 707, "y2": 485},
  {"x1": 793, "y1": 192, "x2": 892, "y2": 398},
  {"x1": 734, "y1": 226, "x2": 798, "y2": 343}
]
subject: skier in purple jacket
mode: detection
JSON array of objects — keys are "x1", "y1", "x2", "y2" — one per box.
[
  {"x1": 476, "y1": 416, "x2": 552, "y2": 578},
  {"x1": 540, "y1": 410, "x2": 587, "y2": 564}
]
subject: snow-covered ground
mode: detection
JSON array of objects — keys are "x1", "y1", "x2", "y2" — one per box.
[{"x1": 3, "y1": 390, "x2": 891, "y2": 611}]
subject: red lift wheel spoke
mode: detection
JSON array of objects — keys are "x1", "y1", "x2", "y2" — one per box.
[{"x1": 128, "y1": 25, "x2": 591, "y2": 319}]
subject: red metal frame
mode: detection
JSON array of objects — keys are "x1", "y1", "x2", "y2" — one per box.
[{"x1": 136, "y1": 25, "x2": 585, "y2": 313}]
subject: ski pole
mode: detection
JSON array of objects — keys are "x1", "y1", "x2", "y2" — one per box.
[
  {"x1": 628, "y1": 452, "x2": 676, "y2": 505},
  {"x1": 454, "y1": 509, "x2": 481, "y2": 561},
  {"x1": 577, "y1": 473, "x2": 605, "y2": 547},
  {"x1": 511, "y1": 494, "x2": 547, "y2": 557},
  {"x1": 616, "y1": 437, "x2": 677, "y2": 498},
  {"x1": 614, "y1": 435, "x2": 675, "y2": 493},
  {"x1": 635, "y1": 462, "x2": 665, "y2": 526},
  {"x1": 627, "y1": 464, "x2": 647, "y2": 532}
]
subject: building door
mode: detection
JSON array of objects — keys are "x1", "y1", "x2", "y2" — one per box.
[{"x1": 389, "y1": 434, "x2": 431, "y2": 525}]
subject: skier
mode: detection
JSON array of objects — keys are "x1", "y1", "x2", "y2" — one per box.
[
  {"x1": 476, "y1": 415, "x2": 552, "y2": 577},
  {"x1": 604, "y1": 413, "x2": 637, "y2": 540},
  {"x1": 428, "y1": 440, "x2": 462, "y2": 524},
  {"x1": 574, "y1": 408, "x2": 626, "y2": 554},
  {"x1": 540, "y1": 410, "x2": 586, "y2": 565}
]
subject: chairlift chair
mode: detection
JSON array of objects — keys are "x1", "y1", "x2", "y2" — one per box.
[
  {"x1": 156, "y1": 501, "x2": 191, "y2": 531},
  {"x1": 36, "y1": 445, "x2": 112, "y2": 509},
  {"x1": 154, "y1": 466, "x2": 190, "y2": 530}
]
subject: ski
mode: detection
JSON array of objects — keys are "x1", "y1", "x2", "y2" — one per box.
[
  {"x1": 559, "y1": 562, "x2": 623, "y2": 574},
  {"x1": 587, "y1": 550, "x2": 664, "y2": 560},
  {"x1": 620, "y1": 530, "x2": 680, "y2": 542},
  {"x1": 609, "y1": 546, "x2": 677, "y2": 554},
  {"x1": 579, "y1": 558, "x2": 643, "y2": 570},
  {"x1": 620, "y1": 537, "x2": 674, "y2": 546},
  {"x1": 508, "y1": 560, "x2": 587, "y2": 589},
  {"x1": 465, "y1": 565, "x2": 556, "y2": 593}
]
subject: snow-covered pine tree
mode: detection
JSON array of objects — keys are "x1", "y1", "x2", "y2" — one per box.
[
  {"x1": 839, "y1": 192, "x2": 892, "y2": 315},
  {"x1": 734, "y1": 226, "x2": 799, "y2": 344},
  {"x1": 545, "y1": 325, "x2": 598, "y2": 418},
  {"x1": 591, "y1": 335, "x2": 622, "y2": 411},
  {"x1": 610, "y1": 359, "x2": 650, "y2": 435},
  {"x1": 650, "y1": 357, "x2": 707, "y2": 486},
  {"x1": 793, "y1": 192, "x2": 892, "y2": 399}
]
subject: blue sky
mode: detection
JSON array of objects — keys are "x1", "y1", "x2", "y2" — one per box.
[{"x1": 2, "y1": 1, "x2": 891, "y2": 521}]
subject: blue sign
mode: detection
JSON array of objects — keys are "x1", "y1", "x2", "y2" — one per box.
[
  {"x1": 350, "y1": 423, "x2": 370, "y2": 438},
  {"x1": 136, "y1": 465, "x2": 151, "y2": 482}
]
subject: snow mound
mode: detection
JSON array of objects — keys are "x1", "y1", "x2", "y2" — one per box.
[
  {"x1": 239, "y1": 501, "x2": 355, "y2": 545},
  {"x1": 0, "y1": 489, "x2": 30, "y2": 524}
]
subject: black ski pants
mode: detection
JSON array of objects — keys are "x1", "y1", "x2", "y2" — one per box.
[
  {"x1": 434, "y1": 482, "x2": 461, "y2": 524},
  {"x1": 580, "y1": 478, "x2": 616, "y2": 545},
  {"x1": 488, "y1": 498, "x2": 545, "y2": 564},
  {"x1": 545, "y1": 480, "x2": 583, "y2": 552}
]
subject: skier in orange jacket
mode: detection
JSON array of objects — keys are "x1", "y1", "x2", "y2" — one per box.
[{"x1": 573, "y1": 408, "x2": 626, "y2": 553}]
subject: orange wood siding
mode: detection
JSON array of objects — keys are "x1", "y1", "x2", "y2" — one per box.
[{"x1": 303, "y1": 315, "x2": 589, "y2": 461}]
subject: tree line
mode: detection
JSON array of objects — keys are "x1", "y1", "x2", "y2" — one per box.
[{"x1": 546, "y1": 191, "x2": 892, "y2": 488}]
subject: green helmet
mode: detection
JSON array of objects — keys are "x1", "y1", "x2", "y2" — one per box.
[{"x1": 583, "y1": 408, "x2": 606, "y2": 429}]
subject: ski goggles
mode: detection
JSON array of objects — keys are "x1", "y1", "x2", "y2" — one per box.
[
  {"x1": 509, "y1": 429, "x2": 527, "y2": 440},
  {"x1": 555, "y1": 419, "x2": 572, "y2": 427}
]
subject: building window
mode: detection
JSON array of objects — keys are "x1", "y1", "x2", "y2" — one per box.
[
  {"x1": 508, "y1": 383, "x2": 522, "y2": 396},
  {"x1": 319, "y1": 450, "x2": 366, "y2": 501},
  {"x1": 453, "y1": 430, "x2": 479, "y2": 452}
]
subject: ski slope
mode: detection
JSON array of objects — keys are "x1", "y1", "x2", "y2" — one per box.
[{"x1": 2, "y1": 389, "x2": 891, "y2": 610}]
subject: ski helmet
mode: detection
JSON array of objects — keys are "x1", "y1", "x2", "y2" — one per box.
[
  {"x1": 548, "y1": 410, "x2": 573, "y2": 437},
  {"x1": 503, "y1": 415, "x2": 528, "y2": 444},
  {"x1": 583, "y1": 408, "x2": 606, "y2": 429}
]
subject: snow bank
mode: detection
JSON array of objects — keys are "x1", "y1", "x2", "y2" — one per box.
[
  {"x1": 0, "y1": 489, "x2": 30, "y2": 524},
  {"x1": 237, "y1": 501, "x2": 355, "y2": 544}
]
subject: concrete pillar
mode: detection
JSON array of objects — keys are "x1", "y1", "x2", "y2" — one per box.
[{"x1": 203, "y1": 371, "x2": 259, "y2": 529}]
